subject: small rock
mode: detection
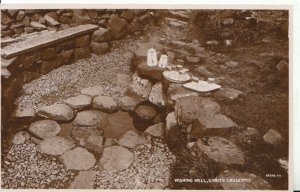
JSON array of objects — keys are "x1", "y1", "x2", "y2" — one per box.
[
  {"x1": 28, "y1": 120, "x2": 61, "y2": 139},
  {"x1": 214, "y1": 88, "x2": 242, "y2": 102},
  {"x1": 193, "y1": 66, "x2": 213, "y2": 77},
  {"x1": 119, "y1": 96, "x2": 140, "y2": 112},
  {"x1": 118, "y1": 131, "x2": 146, "y2": 149},
  {"x1": 170, "y1": 40, "x2": 186, "y2": 48},
  {"x1": 37, "y1": 104, "x2": 74, "y2": 122},
  {"x1": 121, "y1": 10, "x2": 135, "y2": 21},
  {"x1": 91, "y1": 42, "x2": 109, "y2": 55},
  {"x1": 135, "y1": 105, "x2": 157, "y2": 121},
  {"x1": 129, "y1": 73, "x2": 153, "y2": 100},
  {"x1": 206, "y1": 40, "x2": 219, "y2": 45},
  {"x1": 263, "y1": 129, "x2": 283, "y2": 146},
  {"x1": 37, "y1": 136, "x2": 75, "y2": 155},
  {"x1": 12, "y1": 131, "x2": 30, "y2": 145},
  {"x1": 145, "y1": 123, "x2": 164, "y2": 139},
  {"x1": 225, "y1": 61, "x2": 239, "y2": 67},
  {"x1": 277, "y1": 158, "x2": 288, "y2": 171},
  {"x1": 107, "y1": 14, "x2": 128, "y2": 39},
  {"x1": 81, "y1": 85, "x2": 104, "y2": 97},
  {"x1": 91, "y1": 27, "x2": 111, "y2": 43},
  {"x1": 186, "y1": 56, "x2": 201, "y2": 64},
  {"x1": 30, "y1": 21, "x2": 47, "y2": 30},
  {"x1": 93, "y1": 95, "x2": 119, "y2": 113},
  {"x1": 64, "y1": 94, "x2": 92, "y2": 110},
  {"x1": 85, "y1": 134, "x2": 103, "y2": 153},
  {"x1": 16, "y1": 10, "x2": 25, "y2": 21},
  {"x1": 59, "y1": 147, "x2": 96, "y2": 170},
  {"x1": 73, "y1": 110, "x2": 104, "y2": 127},
  {"x1": 44, "y1": 15, "x2": 60, "y2": 26},
  {"x1": 166, "y1": 112, "x2": 177, "y2": 131}
]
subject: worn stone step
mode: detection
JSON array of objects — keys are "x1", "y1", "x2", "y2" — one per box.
[{"x1": 1, "y1": 24, "x2": 99, "y2": 59}]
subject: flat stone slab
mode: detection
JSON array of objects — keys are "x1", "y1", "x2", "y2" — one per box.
[
  {"x1": 93, "y1": 95, "x2": 119, "y2": 113},
  {"x1": 37, "y1": 104, "x2": 74, "y2": 122},
  {"x1": 216, "y1": 170, "x2": 272, "y2": 190},
  {"x1": 69, "y1": 171, "x2": 95, "y2": 189},
  {"x1": 118, "y1": 131, "x2": 146, "y2": 149},
  {"x1": 64, "y1": 94, "x2": 92, "y2": 110},
  {"x1": 73, "y1": 110, "x2": 104, "y2": 127},
  {"x1": 196, "y1": 136, "x2": 245, "y2": 165},
  {"x1": 59, "y1": 147, "x2": 96, "y2": 170},
  {"x1": 145, "y1": 123, "x2": 164, "y2": 139},
  {"x1": 2, "y1": 24, "x2": 99, "y2": 59},
  {"x1": 28, "y1": 120, "x2": 61, "y2": 139},
  {"x1": 99, "y1": 146, "x2": 134, "y2": 171},
  {"x1": 81, "y1": 85, "x2": 104, "y2": 97},
  {"x1": 37, "y1": 136, "x2": 75, "y2": 155},
  {"x1": 119, "y1": 96, "x2": 140, "y2": 112}
]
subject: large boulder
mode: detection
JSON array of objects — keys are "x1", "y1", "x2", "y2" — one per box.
[
  {"x1": 37, "y1": 136, "x2": 75, "y2": 155},
  {"x1": 119, "y1": 96, "x2": 140, "y2": 112},
  {"x1": 59, "y1": 147, "x2": 96, "y2": 170},
  {"x1": 93, "y1": 95, "x2": 119, "y2": 113},
  {"x1": 129, "y1": 73, "x2": 153, "y2": 100},
  {"x1": 196, "y1": 136, "x2": 245, "y2": 165},
  {"x1": 37, "y1": 104, "x2": 74, "y2": 122},
  {"x1": 73, "y1": 110, "x2": 104, "y2": 127},
  {"x1": 28, "y1": 120, "x2": 61, "y2": 139},
  {"x1": 137, "y1": 62, "x2": 164, "y2": 81},
  {"x1": 64, "y1": 94, "x2": 92, "y2": 110},
  {"x1": 99, "y1": 146, "x2": 134, "y2": 171},
  {"x1": 107, "y1": 14, "x2": 128, "y2": 39},
  {"x1": 148, "y1": 82, "x2": 167, "y2": 107},
  {"x1": 118, "y1": 131, "x2": 146, "y2": 149}
]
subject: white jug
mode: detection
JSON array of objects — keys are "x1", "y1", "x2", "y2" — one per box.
[
  {"x1": 147, "y1": 48, "x2": 158, "y2": 67},
  {"x1": 158, "y1": 54, "x2": 168, "y2": 68}
]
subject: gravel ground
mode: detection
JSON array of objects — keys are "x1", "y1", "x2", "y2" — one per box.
[
  {"x1": 93, "y1": 137, "x2": 176, "y2": 189},
  {"x1": 1, "y1": 141, "x2": 75, "y2": 189}
]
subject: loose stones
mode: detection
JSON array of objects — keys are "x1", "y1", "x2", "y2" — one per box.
[
  {"x1": 118, "y1": 131, "x2": 146, "y2": 149},
  {"x1": 73, "y1": 110, "x2": 104, "y2": 127},
  {"x1": 37, "y1": 104, "x2": 74, "y2": 122},
  {"x1": 196, "y1": 136, "x2": 244, "y2": 165},
  {"x1": 59, "y1": 147, "x2": 96, "y2": 170},
  {"x1": 28, "y1": 120, "x2": 61, "y2": 139},
  {"x1": 93, "y1": 95, "x2": 119, "y2": 113},
  {"x1": 64, "y1": 94, "x2": 92, "y2": 110},
  {"x1": 99, "y1": 146, "x2": 134, "y2": 171},
  {"x1": 81, "y1": 85, "x2": 104, "y2": 97},
  {"x1": 37, "y1": 136, "x2": 75, "y2": 155}
]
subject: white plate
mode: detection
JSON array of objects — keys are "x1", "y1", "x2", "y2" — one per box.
[{"x1": 163, "y1": 70, "x2": 190, "y2": 83}]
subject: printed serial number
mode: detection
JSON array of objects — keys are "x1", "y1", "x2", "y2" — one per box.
[{"x1": 266, "y1": 174, "x2": 282, "y2": 178}]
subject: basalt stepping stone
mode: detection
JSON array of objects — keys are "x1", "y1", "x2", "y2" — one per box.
[
  {"x1": 99, "y1": 146, "x2": 134, "y2": 171},
  {"x1": 119, "y1": 96, "x2": 140, "y2": 112},
  {"x1": 93, "y1": 95, "x2": 119, "y2": 113},
  {"x1": 37, "y1": 104, "x2": 74, "y2": 122},
  {"x1": 28, "y1": 120, "x2": 61, "y2": 139},
  {"x1": 81, "y1": 85, "x2": 104, "y2": 97},
  {"x1": 216, "y1": 170, "x2": 272, "y2": 190},
  {"x1": 73, "y1": 110, "x2": 104, "y2": 127},
  {"x1": 69, "y1": 171, "x2": 95, "y2": 189},
  {"x1": 37, "y1": 136, "x2": 75, "y2": 155},
  {"x1": 145, "y1": 123, "x2": 164, "y2": 139},
  {"x1": 135, "y1": 105, "x2": 157, "y2": 121},
  {"x1": 64, "y1": 94, "x2": 92, "y2": 110},
  {"x1": 118, "y1": 131, "x2": 146, "y2": 149},
  {"x1": 196, "y1": 136, "x2": 245, "y2": 165},
  {"x1": 59, "y1": 147, "x2": 96, "y2": 170}
]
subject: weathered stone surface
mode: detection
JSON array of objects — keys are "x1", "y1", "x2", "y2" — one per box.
[
  {"x1": 118, "y1": 131, "x2": 146, "y2": 149},
  {"x1": 196, "y1": 136, "x2": 245, "y2": 165},
  {"x1": 74, "y1": 47, "x2": 90, "y2": 59},
  {"x1": 40, "y1": 55, "x2": 62, "y2": 74},
  {"x1": 116, "y1": 73, "x2": 131, "y2": 85},
  {"x1": 71, "y1": 126, "x2": 102, "y2": 144},
  {"x1": 1, "y1": 12, "x2": 13, "y2": 25},
  {"x1": 214, "y1": 88, "x2": 243, "y2": 102},
  {"x1": 192, "y1": 114, "x2": 237, "y2": 138},
  {"x1": 186, "y1": 56, "x2": 201, "y2": 64},
  {"x1": 193, "y1": 66, "x2": 213, "y2": 77},
  {"x1": 216, "y1": 170, "x2": 272, "y2": 190},
  {"x1": 12, "y1": 107, "x2": 35, "y2": 118},
  {"x1": 129, "y1": 73, "x2": 153, "y2": 100},
  {"x1": 20, "y1": 52, "x2": 40, "y2": 69},
  {"x1": 149, "y1": 82, "x2": 167, "y2": 107},
  {"x1": 263, "y1": 129, "x2": 283, "y2": 146},
  {"x1": 30, "y1": 21, "x2": 47, "y2": 30},
  {"x1": 107, "y1": 14, "x2": 128, "y2": 39},
  {"x1": 105, "y1": 111, "x2": 135, "y2": 138},
  {"x1": 1, "y1": 57, "x2": 19, "y2": 74},
  {"x1": 93, "y1": 95, "x2": 119, "y2": 113},
  {"x1": 28, "y1": 120, "x2": 61, "y2": 139},
  {"x1": 137, "y1": 62, "x2": 164, "y2": 81},
  {"x1": 119, "y1": 96, "x2": 140, "y2": 112},
  {"x1": 135, "y1": 105, "x2": 157, "y2": 121},
  {"x1": 69, "y1": 171, "x2": 95, "y2": 189},
  {"x1": 12, "y1": 131, "x2": 30, "y2": 145},
  {"x1": 60, "y1": 147, "x2": 96, "y2": 170},
  {"x1": 100, "y1": 146, "x2": 134, "y2": 171},
  {"x1": 235, "y1": 127, "x2": 259, "y2": 144},
  {"x1": 37, "y1": 136, "x2": 75, "y2": 155},
  {"x1": 64, "y1": 94, "x2": 92, "y2": 110},
  {"x1": 166, "y1": 112, "x2": 177, "y2": 131},
  {"x1": 41, "y1": 47, "x2": 57, "y2": 60},
  {"x1": 167, "y1": 83, "x2": 199, "y2": 105},
  {"x1": 57, "y1": 40, "x2": 75, "y2": 52},
  {"x1": 75, "y1": 35, "x2": 90, "y2": 48},
  {"x1": 73, "y1": 110, "x2": 104, "y2": 127},
  {"x1": 145, "y1": 123, "x2": 164, "y2": 139},
  {"x1": 85, "y1": 134, "x2": 103, "y2": 153},
  {"x1": 37, "y1": 104, "x2": 74, "y2": 121},
  {"x1": 44, "y1": 14, "x2": 60, "y2": 26},
  {"x1": 91, "y1": 27, "x2": 111, "y2": 42},
  {"x1": 81, "y1": 85, "x2": 104, "y2": 96},
  {"x1": 91, "y1": 42, "x2": 109, "y2": 55},
  {"x1": 121, "y1": 10, "x2": 135, "y2": 21},
  {"x1": 16, "y1": 10, "x2": 25, "y2": 21},
  {"x1": 61, "y1": 49, "x2": 74, "y2": 64}
]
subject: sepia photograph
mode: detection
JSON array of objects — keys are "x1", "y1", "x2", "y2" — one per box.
[{"x1": 1, "y1": 5, "x2": 290, "y2": 190}]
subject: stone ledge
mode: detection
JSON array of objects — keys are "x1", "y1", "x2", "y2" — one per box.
[{"x1": 1, "y1": 24, "x2": 99, "y2": 59}]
